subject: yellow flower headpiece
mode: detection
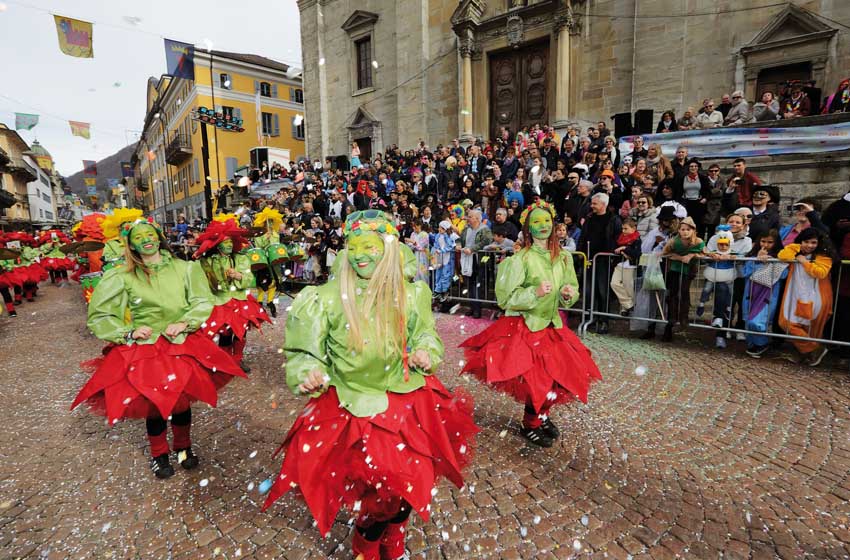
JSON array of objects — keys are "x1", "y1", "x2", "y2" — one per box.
[
  {"x1": 519, "y1": 200, "x2": 556, "y2": 226},
  {"x1": 252, "y1": 207, "x2": 283, "y2": 232},
  {"x1": 212, "y1": 212, "x2": 238, "y2": 224},
  {"x1": 101, "y1": 208, "x2": 143, "y2": 240}
]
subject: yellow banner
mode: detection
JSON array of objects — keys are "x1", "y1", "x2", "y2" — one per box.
[
  {"x1": 54, "y1": 15, "x2": 93, "y2": 58},
  {"x1": 84, "y1": 177, "x2": 97, "y2": 186},
  {"x1": 69, "y1": 120, "x2": 91, "y2": 139},
  {"x1": 34, "y1": 155, "x2": 53, "y2": 172}
]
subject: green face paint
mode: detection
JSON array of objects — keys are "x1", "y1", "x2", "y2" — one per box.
[
  {"x1": 528, "y1": 208, "x2": 553, "y2": 241},
  {"x1": 347, "y1": 232, "x2": 385, "y2": 279},
  {"x1": 129, "y1": 224, "x2": 160, "y2": 256},
  {"x1": 219, "y1": 239, "x2": 234, "y2": 255}
]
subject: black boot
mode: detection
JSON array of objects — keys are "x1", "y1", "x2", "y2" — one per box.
[
  {"x1": 520, "y1": 426, "x2": 554, "y2": 448},
  {"x1": 661, "y1": 323, "x2": 673, "y2": 342},
  {"x1": 267, "y1": 302, "x2": 277, "y2": 318},
  {"x1": 541, "y1": 418, "x2": 560, "y2": 440},
  {"x1": 175, "y1": 447, "x2": 200, "y2": 470},
  {"x1": 151, "y1": 453, "x2": 175, "y2": 479}
]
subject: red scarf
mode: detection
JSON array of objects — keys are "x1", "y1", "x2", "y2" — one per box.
[{"x1": 617, "y1": 230, "x2": 640, "y2": 246}]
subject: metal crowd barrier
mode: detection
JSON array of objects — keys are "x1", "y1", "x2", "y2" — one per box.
[
  {"x1": 581, "y1": 252, "x2": 850, "y2": 348},
  {"x1": 436, "y1": 249, "x2": 590, "y2": 326}
]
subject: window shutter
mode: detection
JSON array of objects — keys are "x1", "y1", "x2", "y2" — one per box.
[
  {"x1": 193, "y1": 159, "x2": 199, "y2": 183},
  {"x1": 273, "y1": 114, "x2": 280, "y2": 137},
  {"x1": 291, "y1": 116, "x2": 298, "y2": 138},
  {"x1": 215, "y1": 104, "x2": 222, "y2": 114},
  {"x1": 289, "y1": 87, "x2": 295, "y2": 101},
  {"x1": 254, "y1": 80, "x2": 260, "y2": 93},
  {"x1": 271, "y1": 84, "x2": 278, "y2": 98},
  {"x1": 234, "y1": 107, "x2": 242, "y2": 120},
  {"x1": 225, "y1": 157, "x2": 238, "y2": 179}
]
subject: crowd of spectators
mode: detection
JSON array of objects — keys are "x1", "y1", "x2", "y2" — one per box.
[{"x1": 207, "y1": 108, "x2": 850, "y2": 364}]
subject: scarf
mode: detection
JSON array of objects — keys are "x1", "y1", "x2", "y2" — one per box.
[{"x1": 616, "y1": 230, "x2": 640, "y2": 247}]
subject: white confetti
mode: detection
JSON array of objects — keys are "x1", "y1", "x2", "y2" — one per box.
[
  {"x1": 581, "y1": 514, "x2": 589, "y2": 526},
  {"x1": 101, "y1": 522, "x2": 112, "y2": 533},
  {"x1": 302, "y1": 443, "x2": 311, "y2": 452},
  {"x1": 533, "y1": 515, "x2": 541, "y2": 525},
  {"x1": 634, "y1": 365, "x2": 648, "y2": 376},
  {"x1": 520, "y1": 526, "x2": 527, "y2": 538},
  {"x1": 249, "y1": 450, "x2": 258, "y2": 458},
  {"x1": 199, "y1": 478, "x2": 209, "y2": 487},
  {"x1": 396, "y1": 443, "x2": 406, "y2": 451},
  {"x1": 318, "y1": 57, "x2": 326, "y2": 66},
  {"x1": 573, "y1": 539, "x2": 582, "y2": 551},
  {"x1": 499, "y1": 430, "x2": 508, "y2": 438},
  {"x1": 441, "y1": 530, "x2": 450, "y2": 540},
  {"x1": 247, "y1": 482, "x2": 255, "y2": 491}
]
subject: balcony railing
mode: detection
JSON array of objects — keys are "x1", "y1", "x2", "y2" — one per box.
[
  {"x1": 6, "y1": 157, "x2": 37, "y2": 182},
  {"x1": 165, "y1": 133, "x2": 193, "y2": 165}
]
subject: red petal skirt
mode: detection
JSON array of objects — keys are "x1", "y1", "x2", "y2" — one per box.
[
  {"x1": 261, "y1": 376, "x2": 479, "y2": 536},
  {"x1": 0, "y1": 268, "x2": 26, "y2": 289},
  {"x1": 460, "y1": 315, "x2": 602, "y2": 412},
  {"x1": 42, "y1": 256, "x2": 75, "y2": 272},
  {"x1": 26, "y1": 263, "x2": 48, "y2": 283},
  {"x1": 202, "y1": 295, "x2": 271, "y2": 340},
  {"x1": 71, "y1": 331, "x2": 247, "y2": 422}
]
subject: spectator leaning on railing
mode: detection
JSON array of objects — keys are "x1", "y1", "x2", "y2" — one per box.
[
  {"x1": 459, "y1": 209, "x2": 493, "y2": 319},
  {"x1": 724, "y1": 91, "x2": 753, "y2": 126},
  {"x1": 696, "y1": 99, "x2": 723, "y2": 129}
]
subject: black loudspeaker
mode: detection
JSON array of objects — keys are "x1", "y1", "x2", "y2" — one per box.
[
  {"x1": 336, "y1": 155, "x2": 350, "y2": 171},
  {"x1": 633, "y1": 109, "x2": 654, "y2": 135},
  {"x1": 612, "y1": 113, "x2": 632, "y2": 138}
]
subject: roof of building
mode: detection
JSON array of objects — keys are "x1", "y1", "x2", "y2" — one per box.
[
  {"x1": 210, "y1": 49, "x2": 291, "y2": 73},
  {"x1": 28, "y1": 140, "x2": 51, "y2": 158}
]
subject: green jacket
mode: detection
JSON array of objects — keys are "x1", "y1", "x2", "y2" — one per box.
[
  {"x1": 284, "y1": 278, "x2": 443, "y2": 417},
  {"x1": 495, "y1": 245, "x2": 580, "y2": 332},
  {"x1": 662, "y1": 236, "x2": 705, "y2": 275},
  {"x1": 198, "y1": 252, "x2": 256, "y2": 305},
  {"x1": 87, "y1": 251, "x2": 213, "y2": 345},
  {"x1": 40, "y1": 242, "x2": 65, "y2": 258},
  {"x1": 101, "y1": 239, "x2": 126, "y2": 268}
]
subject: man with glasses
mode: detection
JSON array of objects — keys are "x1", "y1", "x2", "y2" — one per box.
[
  {"x1": 696, "y1": 99, "x2": 723, "y2": 128},
  {"x1": 724, "y1": 90, "x2": 753, "y2": 126},
  {"x1": 628, "y1": 136, "x2": 648, "y2": 161}
]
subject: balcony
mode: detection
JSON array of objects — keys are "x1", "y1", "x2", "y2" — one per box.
[
  {"x1": 0, "y1": 146, "x2": 10, "y2": 168},
  {"x1": 6, "y1": 157, "x2": 37, "y2": 182},
  {"x1": 165, "y1": 133, "x2": 193, "y2": 165}
]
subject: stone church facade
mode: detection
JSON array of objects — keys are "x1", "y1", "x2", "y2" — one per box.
[{"x1": 298, "y1": 0, "x2": 850, "y2": 161}]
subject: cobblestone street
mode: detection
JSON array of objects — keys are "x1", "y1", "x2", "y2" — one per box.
[{"x1": 2, "y1": 285, "x2": 850, "y2": 559}]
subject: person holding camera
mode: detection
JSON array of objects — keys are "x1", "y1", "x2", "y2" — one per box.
[
  {"x1": 779, "y1": 199, "x2": 829, "y2": 246},
  {"x1": 725, "y1": 158, "x2": 761, "y2": 208}
]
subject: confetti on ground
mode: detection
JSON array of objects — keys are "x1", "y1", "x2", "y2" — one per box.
[
  {"x1": 634, "y1": 365, "x2": 648, "y2": 376},
  {"x1": 199, "y1": 479, "x2": 209, "y2": 487},
  {"x1": 258, "y1": 479, "x2": 273, "y2": 494}
]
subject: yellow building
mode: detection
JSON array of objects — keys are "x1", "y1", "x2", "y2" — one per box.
[
  {"x1": 132, "y1": 49, "x2": 305, "y2": 223},
  {"x1": 0, "y1": 123, "x2": 36, "y2": 229}
]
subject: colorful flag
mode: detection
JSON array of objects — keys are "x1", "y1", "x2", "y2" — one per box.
[
  {"x1": 107, "y1": 178, "x2": 120, "y2": 188},
  {"x1": 120, "y1": 161, "x2": 134, "y2": 178},
  {"x1": 34, "y1": 155, "x2": 53, "y2": 172},
  {"x1": 84, "y1": 178, "x2": 97, "y2": 187},
  {"x1": 164, "y1": 39, "x2": 195, "y2": 80},
  {"x1": 146, "y1": 150, "x2": 156, "y2": 161},
  {"x1": 83, "y1": 160, "x2": 97, "y2": 176},
  {"x1": 69, "y1": 121, "x2": 91, "y2": 139},
  {"x1": 53, "y1": 15, "x2": 93, "y2": 58},
  {"x1": 15, "y1": 113, "x2": 39, "y2": 131}
]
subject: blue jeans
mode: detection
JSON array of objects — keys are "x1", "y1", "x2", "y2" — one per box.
[{"x1": 700, "y1": 280, "x2": 732, "y2": 326}]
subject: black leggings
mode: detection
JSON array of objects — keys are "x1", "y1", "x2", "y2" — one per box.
[
  {"x1": 145, "y1": 408, "x2": 192, "y2": 435},
  {"x1": 49, "y1": 269, "x2": 68, "y2": 283},
  {"x1": 357, "y1": 502, "x2": 412, "y2": 541},
  {"x1": 1, "y1": 286, "x2": 11, "y2": 304}
]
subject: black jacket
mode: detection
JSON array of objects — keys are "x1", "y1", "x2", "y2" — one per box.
[
  {"x1": 578, "y1": 210, "x2": 623, "y2": 257},
  {"x1": 748, "y1": 205, "x2": 780, "y2": 241}
]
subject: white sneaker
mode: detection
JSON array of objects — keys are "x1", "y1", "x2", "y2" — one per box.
[
  {"x1": 736, "y1": 332, "x2": 746, "y2": 341},
  {"x1": 711, "y1": 318, "x2": 723, "y2": 328},
  {"x1": 715, "y1": 336, "x2": 726, "y2": 349}
]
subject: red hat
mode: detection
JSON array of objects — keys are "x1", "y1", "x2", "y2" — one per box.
[
  {"x1": 4, "y1": 231, "x2": 37, "y2": 247},
  {"x1": 192, "y1": 219, "x2": 250, "y2": 259},
  {"x1": 37, "y1": 229, "x2": 70, "y2": 246},
  {"x1": 79, "y1": 213, "x2": 106, "y2": 242}
]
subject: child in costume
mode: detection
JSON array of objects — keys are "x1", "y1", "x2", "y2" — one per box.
[
  {"x1": 251, "y1": 207, "x2": 283, "y2": 317},
  {"x1": 778, "y1": 227, "x2": 835, "y2": 366},
  {"x1": 741, "y1": 230, "x2": 787, "y2": 358},
  {"x1": 461, "y1": 201, "x2": 602, "y2": 448},
  {"x1": 262, "y1": 209, "x2": 478, "y2": 560},
  {"x1": 71, "y1": 217, "x2": 247, "y2": 479},
  {"x1": 193, "y1": 217, "x2": 270, "y2": 366},
  {"x1": 698, "y1": 225, "x2": 736, "y2": 348},
  {"x1": 405, "y1": 219, "x2": 431, "y2": 283}
]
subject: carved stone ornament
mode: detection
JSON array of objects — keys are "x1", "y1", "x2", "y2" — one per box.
[{"x1": 507, "y1": 15, "x2": 524, "y2": 47}]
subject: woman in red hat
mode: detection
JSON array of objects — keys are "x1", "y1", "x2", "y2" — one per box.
[
  {"x1": 72, "y1": 217, "x2": 247, "y2": 479},
  {"x1": 192, "y1": 218, "x2": 270, "y2": 367}
]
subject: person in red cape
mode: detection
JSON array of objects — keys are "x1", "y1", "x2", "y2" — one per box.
[
  {"x1": 1, "y1": 232, "x2": 44, "y2": 306},
  {"x1": 192, "y1": 217, "x2": 271, "y2": 367},
  {"x1": 461, "y1": 200, "x2": 602, "y2": 447},
  {"x1": 71, "y1": 217, "x2": 247, "y2": 479},
  {"x1": 262, "y1": 210, "x2": 478, "y2": 560}
]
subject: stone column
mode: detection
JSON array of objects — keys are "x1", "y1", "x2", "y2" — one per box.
[
  {"x1": 459, "y1": 37, "x2": 475, "y2": 145},
  {"x1": 552, "y1": 9, "x2": 580, "y2": 137}
]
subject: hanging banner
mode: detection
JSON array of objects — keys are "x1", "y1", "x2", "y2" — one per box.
[
  {"x1": 69, "y1": 120, "x2": 91, "y2": 139},
  {"x1": 107, "y1": 178, "x2": 120, "y2": 187},
  {"x1": 34, "y1": 155, "x2": 53, "y2": 172},
  {"x1": 120, "y1": 161, "x2": 134, "y2": 178},
  {"x1": 15, "y1": 113, "x2": 39, "y2": 131},
  {"x1": 87, "y1": 185, "x2": 97, "y2": 195},
  {"x1": 53, "y1": 15, "x2": 93, "y2": 58},
  {"x1": 84, "y1": 177, "x2": 97, "y2": 187},
  {"x1": 164, "y1": 39, "x2": 195, "y2": 80},
  {"x1": 620, "y1": 121, "x2": 850, "y2": 160},
  {"x1": 83, "y1": 160, "x2": 98, "y2": 176}
]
